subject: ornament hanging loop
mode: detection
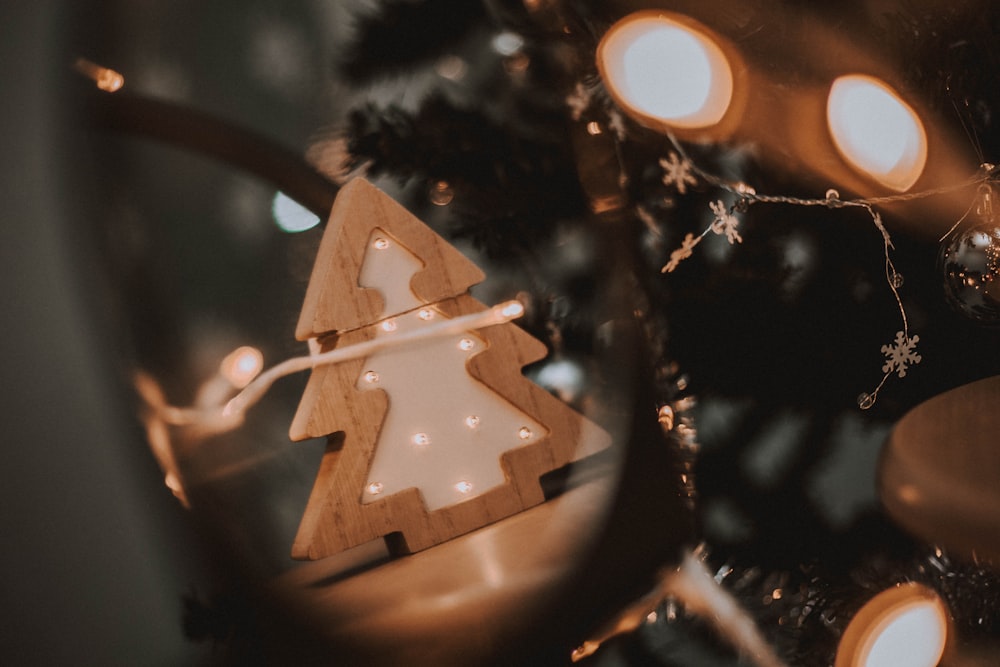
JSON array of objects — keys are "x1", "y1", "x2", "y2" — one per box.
[{"x1": 975, "y1": 182, "x2": 995, "y2": 221}]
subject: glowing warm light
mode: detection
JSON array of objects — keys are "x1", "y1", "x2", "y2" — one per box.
[
  {"x1": 412, "y1": 433, "x2": 431, "y2": 446},
  {"x1": 465, "y1": 415, "x2": 480, "y2": 428},
  {"x1": 363, "y1": 370, "x2": 380, "y2": 384},
  {"x1": 219, "y1": 346, "x2": 264, "y2": 389},
  {"x1": 272, "y1": 191, "x2": 321, "y2": 232},
  {"x1": 381, "y1": 319, "x2": 398, "y2": 332},
  {"x1": 827, "y1": 75, "x2": 927, "y2": 192},
  {"x1": 497, "y1": 301, "x2": 525, "y2": 319},
  {"x1": 73, "y1": 57, "x2": 124, "y2": 92},
  {"x1": 373, "y1": 237, "x2": 390, "y2": 250},
  {"x1": 454, "y1": 480, "x2": 474, "y2": 494},
  {"x1": 518, "y1": 426, "x2": 533, "y2": 440},
  {"x1": 835, "y1": 583, "x2": 949, "y2": 667},
  {"x1": 418, "y1": 308, "x2": 434, "y2": 321},
  {"x1": 366, "y1": 482, "x2": 384, "y2": 496},
  {"x1": 458, "y1": 338, "x2": 475, "y2": 351},
  {"x1": 597, "y1": 12, "x2": 734, "y2": 130}
]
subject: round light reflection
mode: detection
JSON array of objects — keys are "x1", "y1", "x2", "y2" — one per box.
[
  {"x1": 597, "y1": 12, "x2": 733, "y2": 130},
  {"x1": 827, "y1": 75, "x2": 927, "y2": 192}
]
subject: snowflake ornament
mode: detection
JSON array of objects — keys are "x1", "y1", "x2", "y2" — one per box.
[
  {"x1": 881, "y1": 331, "x2": 922, "y2": 378},
  {"x1": 709, "y1": 200, "x2": 743, "y2": 244},
  {"x1": 662, "y1": 233, "x2": 702, "y2": 273},
  {"x1": 660, "y1": 152, "x2": 698, "y2": 195}
]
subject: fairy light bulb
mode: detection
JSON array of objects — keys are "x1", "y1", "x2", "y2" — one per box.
[
  {"x1": 219, "y1": 346, "x2": 263, "y2": 389},
  {"x1": 497, "y1": 301, "x2": 525, "y2": 319},
  {"x1": 835, "y1": 583, "x2": 949, "y2": 667},
  {"x1": 412, "y1": 432, "x2": 431, "y2": 446},
  {"x1": 827, "y1": 75, "x2": 927, "y2": 192},
  {"x1": 454, "y1": 481, "x2": 474, "y2": 494},
  {"x1": 458, "y1": 338, "x2": 475, "y2": 351},
  {"x1": 73, "y1": 58, "x2": 125, "y2": 92},
  {"x1": 597, "y1": 11, "x2": 734, "y2": 132}
]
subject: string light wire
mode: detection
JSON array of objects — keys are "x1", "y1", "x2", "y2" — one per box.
[
  {"x1": 660, "y1": 135, "x2": 998, "y2": 407},
  {"x1": 154, "y1": 301, "x2": 526, "y2": 433}
]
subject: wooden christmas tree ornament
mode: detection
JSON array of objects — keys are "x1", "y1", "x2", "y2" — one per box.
[{"x1": 290, "y1": 178, "x2": 610, "y2": 560}]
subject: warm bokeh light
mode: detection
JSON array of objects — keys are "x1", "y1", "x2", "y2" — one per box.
[
  {"x1": 597, "y1": 12, "x2": 733, "y2": 131},
  {"x1": 73, "y1": 57, "x2": 125, "y2": 92},
  {"x1": 835, "y1": 583, "x2": 949, "y2": 667},
  {"x1": 220, "y1": 346, "x2": 264, "y2": 389},
  {"x1": 827, "y1": 75, "x2": 927, "y2": 192},
  {"x1": 272, "y1": 190, "x2": 321, "y2": 232}
]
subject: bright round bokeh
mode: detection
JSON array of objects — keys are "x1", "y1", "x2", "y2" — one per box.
[
  {"x1": 597, "y1": 12, "x2": 733, "y2": 130},
  {"x1": 835, "y1": 583, "x2": 949, "y2": 667},
  {"x1": 826, "y1": 75, "x2": 927, "y2": 192}
]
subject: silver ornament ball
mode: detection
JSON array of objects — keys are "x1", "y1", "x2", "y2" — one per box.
[{"x1": 939, "y1": 222, "x2": 1000, "y2": 325}]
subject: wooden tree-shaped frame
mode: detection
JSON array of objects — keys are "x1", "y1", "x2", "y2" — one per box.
[{"x1": 290, "y1": 178, "x2": 610, "y2": 559}]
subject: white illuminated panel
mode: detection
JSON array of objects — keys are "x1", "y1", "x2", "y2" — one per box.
[
  {"x1": 827, "y1": 75, "x2": 927, "y2": 192},
  {"x1": 355, "y1": 232, "x2": 548, "y2": 511}
]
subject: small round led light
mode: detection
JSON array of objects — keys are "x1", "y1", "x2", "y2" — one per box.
[
  {"x1": 381, "y1": 319, "x2": 398, "y2": 332},
  {"x1": 827, "y1": 74, "x2": 927, "y2": 192},
  {"x1": 458, "y1": 338, "x2": 475, "y2": 351},
  {"x1": 597, "y1": 11, "x2": 735, "y2": 133},
  {"x1": 363, "y1": 370, "x2": 380, "y2": 384},
  {"x1": 418, "y1": 308, "x2": 434, "y2": 321},
  {"x1": 465, "y1": 415, "x2": 480, "y2": 429},
  {"x1": 455, "y1": 481, "x2": 474, "y2": 494},
  {"x1": 518, "y1": 426, "x2": 533, "y2": 440},
  {"x1": 412, "y1": 433, "x2": 431, "y2": 446},
  {"x1": 366, "y1": 482, "x2": 384, "y2": 496},
  {"x1": 373, "y1": 237, "x2": 390, "y2": 250},
  {"x1": 220, "y1": 346, "x2": 264, "y2": 389},
  {"x1": 499, "y1": 301, "x2": 525, "y2": 319}
]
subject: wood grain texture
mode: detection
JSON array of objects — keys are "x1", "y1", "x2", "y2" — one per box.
[
  {"x1": 879, "y1": 374, "x2": 1000, "y2": 563},
  {"x1": 295, "y1": 178, "x2": 485, "y2": 340},
  {"x1": 289, "y1": 179, "x2": 610, "y2": 559},
  {"x1": 290, "y1": 297, "x2": 611, "y2": 559}
]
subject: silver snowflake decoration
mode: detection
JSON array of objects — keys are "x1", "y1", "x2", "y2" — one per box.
[
  {"x1": 660, "y1": 152, "x2": 697, "y2": 194},
  {"x1": 881, "y1": 331, "x2": 922, "y2": 378},
  {"x1": 709, "y1": 200, "x2": 743, "y2": 244},
  {"x1": 662, "y1": 233, "x2": 702, "y2": 273}
]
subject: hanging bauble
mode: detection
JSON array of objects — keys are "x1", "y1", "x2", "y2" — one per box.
[{"x1": 938, "y1": 185, "x2": 1000, "y2": 325}]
